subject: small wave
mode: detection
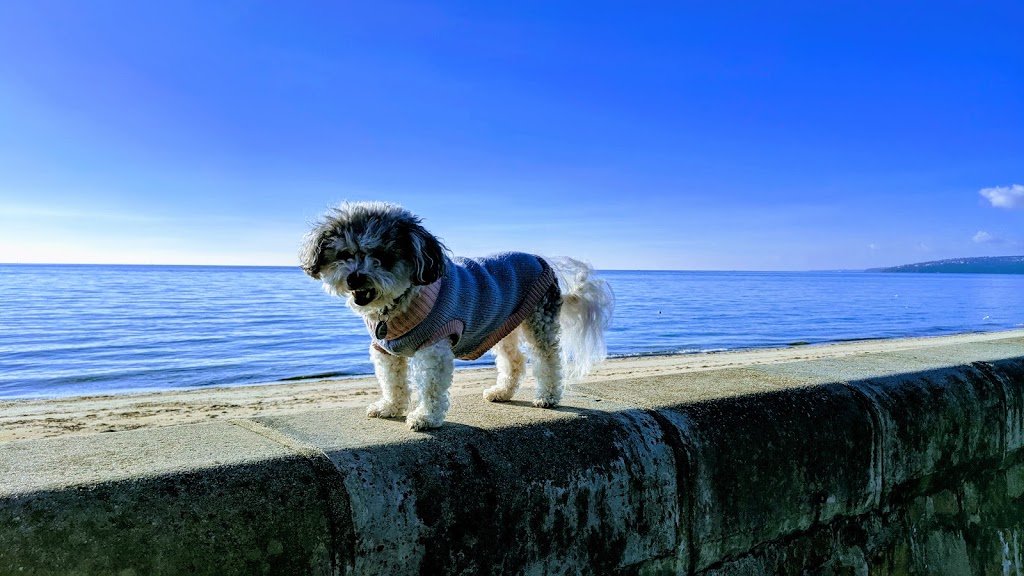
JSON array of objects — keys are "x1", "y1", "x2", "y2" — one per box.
[
  {"x1": 609, "y1": 347, "x2": 727, "y2": 359},
  {"x1": 277, "y1": 370, "x2": 369, "y2": 382},
  {"x1": 829, "y1": 336, "x2": 889, "y2": 344}
]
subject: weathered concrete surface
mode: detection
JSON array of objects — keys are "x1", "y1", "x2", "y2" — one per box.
[
  {"x1": 0, "y1": 331, "x2": 1022, "y2": 575},
  {"x1": 0, "y1": 422, "x2": 335, "y2": 575},
  {"x1": 677, "y1": 455, "x2": 1024, "y2": 576},
  {"x1": 250, "y1": 396, "x2": 680, "y2": 574}
]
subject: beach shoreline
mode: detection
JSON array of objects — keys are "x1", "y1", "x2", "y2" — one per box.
[{"x1": 2, "y1": 329, "x2": 1022, "y2": 444}]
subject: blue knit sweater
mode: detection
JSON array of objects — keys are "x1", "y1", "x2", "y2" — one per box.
[{"x1": 369, "y1": 252, "x2": 556, "y2": 360}]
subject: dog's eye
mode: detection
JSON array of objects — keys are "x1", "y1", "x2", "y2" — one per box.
[
  {"x1": 373, "y1": 251, "x2": 396, "y2": 268},
  {"x1": 336, "y1": 249, "x2": 354, "y2": 262}
]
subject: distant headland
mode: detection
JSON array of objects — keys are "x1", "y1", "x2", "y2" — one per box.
[{"x1": 868, "y1": 255, "x2": 1024, "y2": 274}]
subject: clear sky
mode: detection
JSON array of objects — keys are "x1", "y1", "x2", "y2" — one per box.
[{"x1": 1, "y1": 1, "x2": 1021, "y2": 270}]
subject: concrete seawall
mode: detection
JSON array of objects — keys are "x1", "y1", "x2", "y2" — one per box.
[{"x1": 2, "y1": 332, "x2": 1023, "y2": 575}]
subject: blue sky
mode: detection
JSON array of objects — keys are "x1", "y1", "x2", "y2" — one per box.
[{"x1": 1, "y1": 1, "x2": 1021, "y2": 270}]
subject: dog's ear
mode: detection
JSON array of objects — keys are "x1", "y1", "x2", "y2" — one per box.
[
  {"x1": 407, "y1": 223, "x2": 446, "y2": 285},
  {"x1": 300, "y1": 232, "x2": 333, "y2": 278}
]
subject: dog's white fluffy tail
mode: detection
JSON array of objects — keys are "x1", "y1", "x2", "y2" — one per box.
[{"x1": 549, "y1": 257, "x2": 615, "y2": 383}]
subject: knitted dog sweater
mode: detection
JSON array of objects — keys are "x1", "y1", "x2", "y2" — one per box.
[{"x1": 367, "y1": 253, "x2": 556, "y2": 360}]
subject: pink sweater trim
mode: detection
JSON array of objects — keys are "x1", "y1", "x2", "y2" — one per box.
[{"x1": 365, "y1": 279, "x2": 443, "y2": 340}]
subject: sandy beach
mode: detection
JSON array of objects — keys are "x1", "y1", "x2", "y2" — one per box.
[{"x1": 2, "y1": 330, "x2": 1021, "y2": 444}]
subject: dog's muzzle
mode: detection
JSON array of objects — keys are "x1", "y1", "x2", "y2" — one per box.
[{"x1": 348, "y1": 272, "x2": 377, "y2": 306}]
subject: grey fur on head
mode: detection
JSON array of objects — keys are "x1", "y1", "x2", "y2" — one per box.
[{"x1": 299, "y1": 201, "x2": 448, "y2": 309}]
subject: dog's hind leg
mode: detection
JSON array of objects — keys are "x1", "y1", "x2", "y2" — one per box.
[
  {"x1": 367, "y1": 344, "x2": 411, "y2": 418},
  {"x1": 406, "y1": 340, "x2": 455, "y2": 430},
  {"x1": 484, "y1": 330, "x2": 526, "y2": 402},
  {"x1": 522, "y1": 283, "x2": 563, "y2": 408}
]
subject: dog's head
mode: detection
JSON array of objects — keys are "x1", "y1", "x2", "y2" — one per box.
[{"x1": 300, "y1": 202, "x2": 447, "y2": 312}]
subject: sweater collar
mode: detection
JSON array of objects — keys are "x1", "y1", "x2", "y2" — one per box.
[{"x1": 366, "y1": 278, "x2": 444, "y2": 341}]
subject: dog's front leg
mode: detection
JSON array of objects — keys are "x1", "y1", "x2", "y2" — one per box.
[
  {"x1": 406, "y1": 340, "x2": 455, "y2": 430},
  {"x1": 367, "y1": 344, "x2": 411, "y2": 418}
]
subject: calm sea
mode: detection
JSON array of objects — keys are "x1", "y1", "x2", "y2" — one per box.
[{"x1": 2, "y1": 264, "x2": 1023, "y2": 400}]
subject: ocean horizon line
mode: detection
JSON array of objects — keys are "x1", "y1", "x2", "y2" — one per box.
[{"x1": 0, "y1": 262, "x2": 869, "y2": 274}]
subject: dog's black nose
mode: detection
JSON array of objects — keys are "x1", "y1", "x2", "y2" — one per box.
[{"x1": 347, "y1": 272, "x2": 368, "y2": 289}]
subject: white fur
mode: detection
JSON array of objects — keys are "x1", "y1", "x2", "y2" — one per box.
[
  {"x1": 483, "y1": 330, "x2": 525, "y2": 403},
  {"x1": 302, "y1": 202, "x2": 614, "y2": 430},
  {"x1": 549, "y1": 256, "x2": 615, "y2": 384},
  {"x1": 366, "y1": 344, "x2": 410, "y2": 418}
]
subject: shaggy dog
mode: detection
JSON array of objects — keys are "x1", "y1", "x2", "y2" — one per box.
[{"x1": 300, "y1": 201, "x2": 614, "y2": 430}]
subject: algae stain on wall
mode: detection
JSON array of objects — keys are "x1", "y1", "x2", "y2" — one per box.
[{"x1": 999, "y1": 530, "x2": 1022, "y2": 576}]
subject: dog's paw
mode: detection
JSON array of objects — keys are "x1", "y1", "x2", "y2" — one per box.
[
  {"x1": 367, "y1": 399, "x2": 406, "y2": 419},
  {"x1": 532, "y1": 396, "x2": 560, "y2": 409},
  {"x1": 483, "y1": 385, "x2": 515, "y2": 403},
  {"x1": 405, "y1": 408, "x2": 443, "y2": 431}
]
